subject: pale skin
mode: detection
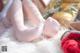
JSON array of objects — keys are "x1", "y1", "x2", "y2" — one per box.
[
  {"x1": 6, "y1": 0, "x2": 44, "y2": 42},
  {"x1": 22, "y1": 0, "x2": 45, "y2": 26},
  {"x1": 0, "y1": 0, "x2": 60, "y2": 42}
]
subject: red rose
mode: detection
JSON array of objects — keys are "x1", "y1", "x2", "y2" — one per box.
[{"x1": 61, "y1": 31, "x2": 80, "y2": 53}]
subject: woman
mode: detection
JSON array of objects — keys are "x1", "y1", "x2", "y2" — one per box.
[{"x1": 0, "y1": 0, "x2": 60, "y2": 42}]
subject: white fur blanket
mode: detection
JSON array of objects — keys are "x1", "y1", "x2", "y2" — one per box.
[{"x1": 0, "y1": 28, "x2": 68, "y2": 53}]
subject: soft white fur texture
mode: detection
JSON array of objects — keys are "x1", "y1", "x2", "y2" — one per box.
[{"x1": 0, "y1": 28, "x2": 68, "y2": 53}]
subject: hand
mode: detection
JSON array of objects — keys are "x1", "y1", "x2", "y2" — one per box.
[{"x1": 70, "y1": 22, "x2": 80, "y2": 31}]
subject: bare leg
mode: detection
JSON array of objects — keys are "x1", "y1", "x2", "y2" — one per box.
[
  {"x1": 22, "y1": 0, "x2": 45, "y2": 26},
  {"x1": 7, "y1": 0, "x2": 26, "y2": 31},
  {"x1": 7, "y1": 0, "x2": 44, "y2": 42}
]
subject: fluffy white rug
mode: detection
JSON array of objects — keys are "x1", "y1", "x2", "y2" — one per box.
[{"x1": 0, "y1": 28, "x2": 68, "y2": 53}]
